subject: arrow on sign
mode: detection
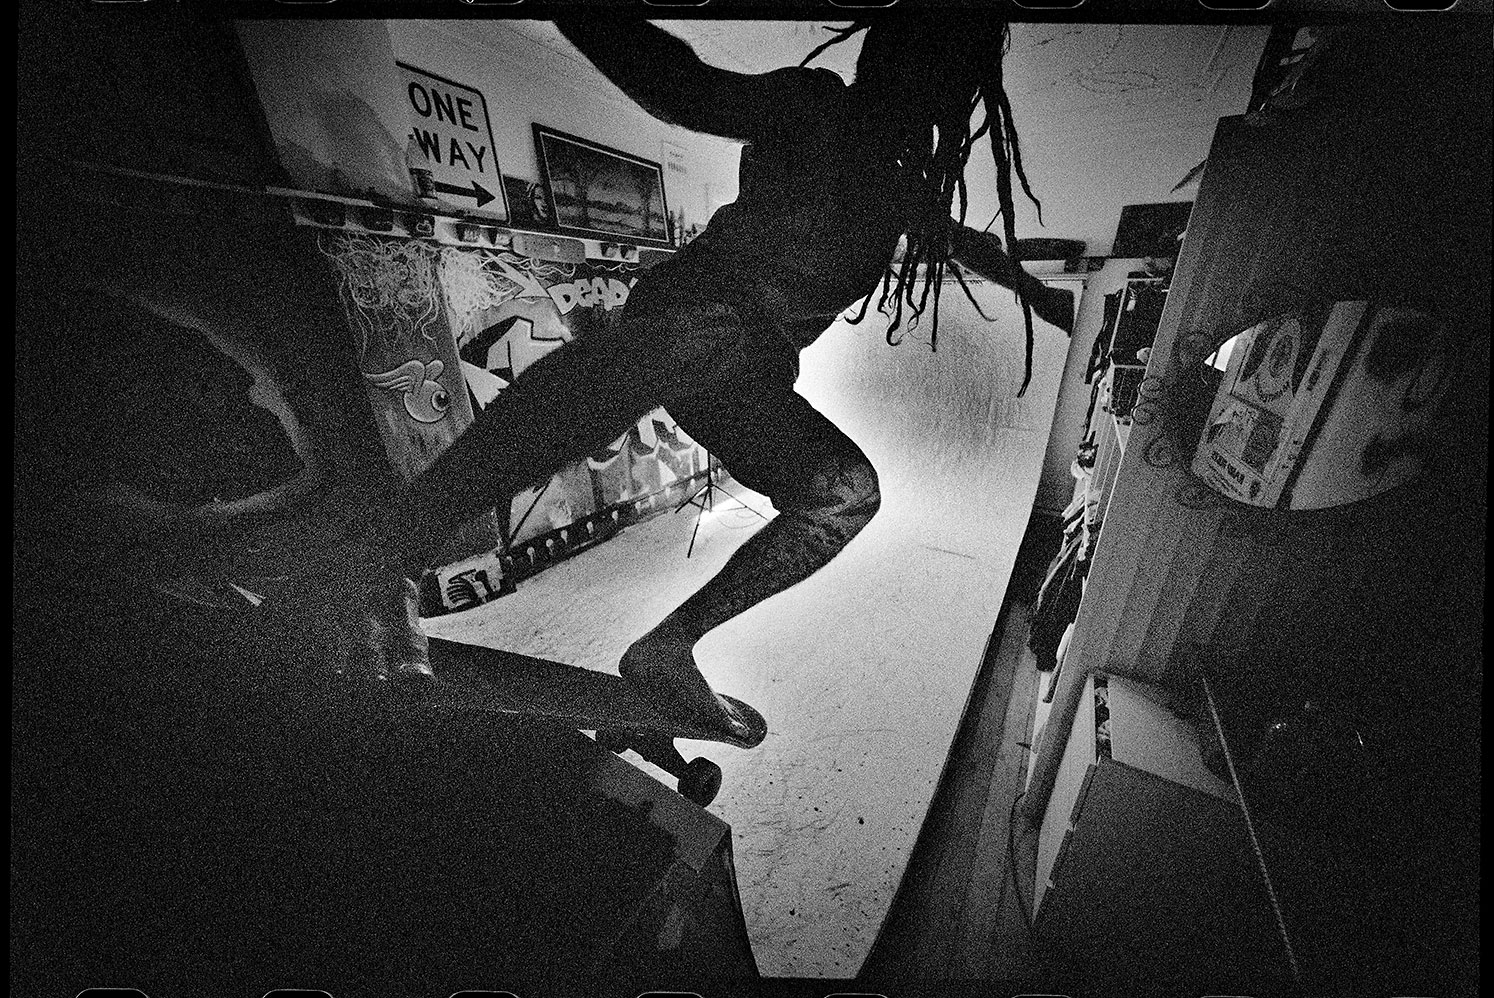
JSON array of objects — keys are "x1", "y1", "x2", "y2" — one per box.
[{"x1": 433, "y1": 180, "x2": 495, "y2": 207}]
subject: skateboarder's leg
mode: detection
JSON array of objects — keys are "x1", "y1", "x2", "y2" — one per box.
[
  {"x1": 377, "y1": 315, "x2": 668, "y2": 574},
  {"x1": 289, "y1": 289, "x2": 682, "y2": 682},
  {"x1": 620, "y1": 359, "x2": 881, "y2": 738},
  {"x1": 379, "y1": 271, "x2": 761, "y2": 572},
  {"x1": 320, "y1": 271, "x2": 768, "y2": 683}
]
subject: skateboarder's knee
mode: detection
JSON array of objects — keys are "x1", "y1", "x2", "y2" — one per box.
[
  {"x1": 790, "y1": 456, "x2": 880, "y2": 538},
  {"x1": 834, "y1": 458, "x2": 881, "y2": 526}
]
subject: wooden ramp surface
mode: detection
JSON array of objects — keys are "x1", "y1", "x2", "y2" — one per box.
[{"x1": 425, "y1": 300, "x2": 1067, "y2": 977}]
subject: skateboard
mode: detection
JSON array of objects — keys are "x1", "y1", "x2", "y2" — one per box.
[
  {"x1": 119, "y1": 519, "x2": 767, "y2": 807},
  {"x1": 418, "y1": 638, "x2": 767, "y2": 807}
]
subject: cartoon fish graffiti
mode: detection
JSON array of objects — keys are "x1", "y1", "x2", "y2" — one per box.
[{"x1": 364, "y1": 358, "x2": 451, "y2": 423}]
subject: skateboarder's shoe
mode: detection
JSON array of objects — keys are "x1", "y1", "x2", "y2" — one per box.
[
  {"x1": 618, "y1": 640, "x2": 760, "y2": 748},
  {"x1": 373, "y1": 575, "x2": 434, "y2": 686},
  {"x1": 262, "y1": 540, "x2": 432, "y2": 688}
]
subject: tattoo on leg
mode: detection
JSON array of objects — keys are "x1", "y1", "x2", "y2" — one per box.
[
  {"x1": 636, "y1": 456, "x2": 881, "y2": 650},
  {"x1": 618, "y1": 454, "x2": 878, "y2": 737}
]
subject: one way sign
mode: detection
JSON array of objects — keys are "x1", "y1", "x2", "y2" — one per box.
[{"x1": 398, "y1": 62, "x2": 509, "y2": 217}]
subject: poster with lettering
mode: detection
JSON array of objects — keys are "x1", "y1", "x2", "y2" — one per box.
[
  {"x1": 438, "y1": 245, "x2": 710, "y2": 595},
  {"x1": 397, "y1": 62, "x2": 509, "y2": 219}
]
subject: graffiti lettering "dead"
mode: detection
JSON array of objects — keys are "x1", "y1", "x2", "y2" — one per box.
[{"x1": 547, "y1": 277, "x2": 634, "y2": 315}]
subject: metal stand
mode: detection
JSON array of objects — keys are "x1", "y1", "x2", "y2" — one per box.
[{"x1": 674, "y1": 454, "x2": 766, "y2": 558}]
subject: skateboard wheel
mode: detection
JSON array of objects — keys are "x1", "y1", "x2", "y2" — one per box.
[{"x1": 678, "y1": 758, "x2": 723, "y2": 807}]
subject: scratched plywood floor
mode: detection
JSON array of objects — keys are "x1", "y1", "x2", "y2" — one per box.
[{"x1": 425, "y1": 293, "x2": 1069, "y2": 978}]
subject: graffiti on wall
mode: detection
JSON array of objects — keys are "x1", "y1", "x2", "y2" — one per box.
[
  {"x1": 436, "y1": 548, "x2": 512, "y2": 613},
  {"x1": 460, "y1": 304, "x2": 570, "y2": 383},
  {"x1": 588, "y1": 415, "x2": 704, "y2": 513},
  {"x1": 320, "y1": 233, "x2": 448, "y2": 359},
  {"x1": 440, "y1": 245, "x2": 709, "y2": 554},
  {"x1": 322, "y1": 237, "x2": 711, "y2": 609},
  {"x1": 318, "y1": 232, "x2": 474, "y2": 481},
  {"x1": 364, "y1": 358, "x2": 452, "y2": 423}
]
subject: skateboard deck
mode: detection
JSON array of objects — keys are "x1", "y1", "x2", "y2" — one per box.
[{"x1": 417, "y1": 638, "x2": 767, "y2": 807}]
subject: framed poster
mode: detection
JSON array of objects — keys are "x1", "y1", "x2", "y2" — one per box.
[
  {"x1": 532, "y1": 124, "x2": 671, "y2": 247},
  {"x1": 1111, "y1": 201, "x2": 1193, "y2": 259}
]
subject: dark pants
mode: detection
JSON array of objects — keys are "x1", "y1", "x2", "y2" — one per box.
[{"x1": 397, "y1": 259, "x2": 877, "y2": 568}]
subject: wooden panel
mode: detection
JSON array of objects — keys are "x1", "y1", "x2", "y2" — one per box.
[
  {"x1": 1106, "y1": 676, "x2": 1233, "y2": 802},
  {"x1": 1035, "y1": 671, "x2": 1097, "y2": 914},
  {"x1": 1034, "y1": 761, "x2": 1286, "y2": 992},
  {"x1": 1025, "y1": 23, "x2": 1491, "y2": 816}
]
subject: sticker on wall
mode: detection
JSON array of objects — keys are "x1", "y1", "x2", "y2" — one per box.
[
  {"x1": 429, "y1": 548, "x2": 511, "y2": 614},
  {"x1": 364, "y1": 358, "x2": 452, "y2": 423},
  {"x1": 398, "y1": 62, "x2": 509, "y2": 219}
]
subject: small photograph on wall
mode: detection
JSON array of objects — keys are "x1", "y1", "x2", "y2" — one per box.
[
  {"x1": 1111, "y1": 201, "x2": 1193, "y2": 259},
  {"x1": 502, "y1": 176, "x2": 555, "y2": 231},
  {"x1": 533, "y1": 125, "x2": 671, "y2": 247}
]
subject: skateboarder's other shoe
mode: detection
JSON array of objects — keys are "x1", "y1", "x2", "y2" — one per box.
[
  {"x1": 262, "y1": 540, "x2": 433, "y2": 689},
  {"x1": 373, "y1": 575, "x2": 434, "y2": 686},
  {"x1": 619, "y1": 638, "x2": 759, "y2": 747}
]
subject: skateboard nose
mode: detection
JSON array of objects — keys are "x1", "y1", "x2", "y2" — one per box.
[{"x1": 722, "y1": 704, "x2": 760, "y2": 746}]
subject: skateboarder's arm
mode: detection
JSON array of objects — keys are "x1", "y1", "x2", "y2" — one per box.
[
  {"x1": 554, "y1": 18, "x2": 831, "y2": 142},
  {"x1": 948, "y1": 224, "x2": 1027, "y2": 290},
  {"x1": 949, "y1": 223, "x2": 1076, "y2": 334}
]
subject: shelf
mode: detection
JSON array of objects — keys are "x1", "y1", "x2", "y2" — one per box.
[
  {"x1": 1025, "y1": 35, "x2": 1485, "y2": 997},
  {"x1": 1032, "y1": 674, "x2": 1289, "y2": 992},
  {"x1": 70, "y1": 160, "x2": 672, "y2": 263}
]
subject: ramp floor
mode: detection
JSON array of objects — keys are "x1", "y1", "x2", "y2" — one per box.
[{"x1": 426, "y1": 299, "x2": 1069, "y2": 977}]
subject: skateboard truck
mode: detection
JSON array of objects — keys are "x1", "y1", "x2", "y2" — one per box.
[
  {"x1": 593, "y1": 730, "x2": 724, "y2": 807},
  {"x1": 392, "y1": 638, "x2": 766, "y2": 808}
]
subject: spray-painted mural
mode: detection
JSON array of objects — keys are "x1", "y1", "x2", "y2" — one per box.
[
  {"x1": 316, "y1": 229, "x2": 505, "y2": 613},
  {"x1": 364, "y1": 358, "x2": 452, "y2": 423},
  {"x1": 317, "y1": 232, "x2": 476, "y2": 481},
  {"x1": 441, "y1": 245, "x2": 711, "y2": 606},
  {"x1": 321, "y1": 231, "x2": 710, "y2": 613}
]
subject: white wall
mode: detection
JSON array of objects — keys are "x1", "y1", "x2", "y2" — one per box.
[
  {"x1": 235, "y1": 20, "x2": 413, "y2": 197},
  {"x1": 652, "y1": 22, "x2": 1269, "y2": 260},
  {"x1": 233, "y1": 16, "x2": 1174, "y2": 522},
  {"x1": 235, "y1": 19, "x2": 743, "y2": 233}
]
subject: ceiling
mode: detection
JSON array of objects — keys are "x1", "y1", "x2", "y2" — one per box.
[{"x1": 505, "y1": 19, "x2": 1272, "y2": 256}]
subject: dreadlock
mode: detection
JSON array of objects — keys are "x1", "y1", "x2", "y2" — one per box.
[{"x1": 803, "y1": 19, "x2": 1045, "y2": 395}]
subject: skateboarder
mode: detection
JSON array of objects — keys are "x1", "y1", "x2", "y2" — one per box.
[{"x1": 293, "y1": 17, "x2": 1073, "y2": 743}]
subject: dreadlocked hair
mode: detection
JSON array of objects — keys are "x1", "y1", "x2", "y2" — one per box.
[{"x1": 803, "y1": 19, "x2": 1045, "y2": 395}]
